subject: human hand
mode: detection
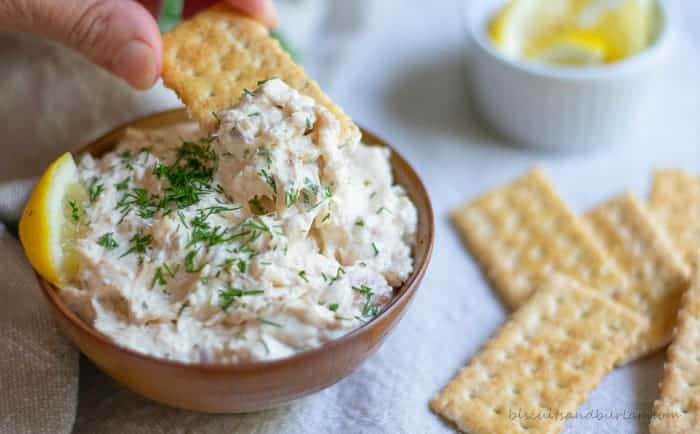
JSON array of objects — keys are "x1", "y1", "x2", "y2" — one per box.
[{"x1": 0, "y1": 0, "x2": 277, "y2": 89}]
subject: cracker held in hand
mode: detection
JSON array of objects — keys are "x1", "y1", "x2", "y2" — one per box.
[
  {"x1": 585, "y1": 193, "x2": 690, "y2": 362},
  {"x1": 430, "y1": 275, "x2": 645, "y2": 434},
  {"x1": 451, "y1": 168, "x2": 626, "y2": 308},
  {"x1": 650, "y1": 264, "x2": 700, "y2": 434},
  {"x1": 162, "y1": 3, "x2": 358, "y2": 141},
  {"x1": 649, "y1": 169, "x2": 700, "y2": 267}
]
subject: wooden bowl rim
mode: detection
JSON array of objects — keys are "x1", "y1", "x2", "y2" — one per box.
[{"x1": 38, "y1": 108, "x2": 434, "y2": 373}]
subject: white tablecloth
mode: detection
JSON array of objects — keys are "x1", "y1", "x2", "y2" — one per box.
[{"x1": 1, "y1": 1, "x2": 699, "y2": 433}]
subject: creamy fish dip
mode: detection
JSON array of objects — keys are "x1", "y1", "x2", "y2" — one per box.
[{"x1": 61, "y1": 79, "x2": 418, "y2": 363}]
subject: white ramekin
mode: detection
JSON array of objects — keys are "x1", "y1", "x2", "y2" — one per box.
[{"x1": 465, "y1": 0, "x2": 675, "y2": 152}]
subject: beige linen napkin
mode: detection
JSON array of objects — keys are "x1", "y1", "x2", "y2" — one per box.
[{"x1": 0, "y1": 224, "x2": 78, "y2": 434}]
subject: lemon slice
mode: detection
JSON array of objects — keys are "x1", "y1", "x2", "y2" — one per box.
[
  {"x1": 587, "y1": 0, "x2": 655, "y2": 62},
  {"x1": 530, "y1": 32, "x2": 607, "y2": 65},
  {"x1": 489, "y1": 0, "x2": 575, "y2": 58},
  {"x1": 19, "y1": 152, "x2": 86, "y2": 287},
  {"x1": 489, "y1": 0, "x2": 656, "y2": 64}
]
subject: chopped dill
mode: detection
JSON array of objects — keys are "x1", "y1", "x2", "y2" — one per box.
[
  {"x1": 257, "y1": 317, "x2": 283, "y2": 327},
  {"x1": 88, "y1": 179, "x2": 104, "y2": 204},
  {"x1": 298, "y1": 270, "x2": 309, "y2": 282},
  {"x1": 120, "y1": 230, "x2": 152, "y2": 258},
  {"x1": 67, "y1": 200, "x2": 80, "y2": 224},
  {"x1": 372, "y1": 242, "x2": 379, "y2": 256},
  {"x1": 96, "y1": 233, "x2": 118, "y2": 250},
  {"x1": 150, "y1": 266, "x2": 166, "y2": 288},
  {"x1": 258, "y1": 169, "x2": 277, "y2": 193},
  {"x1": 285, "y1": 188, "x2": 298, "y2": 208},
  {"x1": 184, "y1": 250, "x2": 205, "y2": 273},
  {"x1": 219, "y1": 287, "x2": 264, "y2": 311},
  {"x1": 353, "y1": 285, "x2": 380, "y2": 317},
  {"x1": 114, "y1": 177, "x2": 129, "y2": 191}
]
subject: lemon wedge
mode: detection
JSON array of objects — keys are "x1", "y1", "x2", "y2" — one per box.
[
  {"x1": 489, "y1": 0, "x2": 656, "y2": 65},
  {"x1": 19, "y1": 152, "x2": 86, "y2": 287},
  {"x1": 530, "y1": 32, "x2": 607, "y2": 65}
]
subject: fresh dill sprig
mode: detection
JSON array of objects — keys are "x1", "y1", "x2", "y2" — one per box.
[
  {"x1": 372, "y1": 242, "x2": 379, "y2": 257},
  {"x1": 257, "y1": 317, "x2": 282, "y2": 327},
  {"x1": 68, "y1": 200, "x2": 80, "y2": 223},
  {"x1": 120, "y1": 230, "x2": 152, "y2": 258},
  {"x1": 258, "y1": 169, "x2": 277, "y2": 193},
  {"x1": 96, "y1": 233, "x2": 118, "y2": 250},
  {"x1": 285, "y1": 188, "x2": 298, "y2": 208},
  {"x1": 219, "y1": 287, "x2": 264, "y2": 311},
  {"x1": 88, "y1": 178, "x2": 104, "y2": 204},
  {"x1": 184, "y1": 250, "x2": 205, "y2": 273},
  {"x1": 152, "y1": 140, "x2": 217, "y2": 211},
  {"x1": 150, "y1": 266, "x2": 167, "y2": 288},
  {"x1": 116, "y1": 187, "x2": 159, "y2": 221},
  {"x1": 353, "y1": 285, "x2": 380, "y2": 317},
  {"x1": 327, "y1": 267, "x2": 345, "y2": 286},
  {"x1": 115, "y1": 177, "x2": 130, "y2": 191},
  {"x1": 298, "y1": 270, "x2": 309, "y2": 282}
]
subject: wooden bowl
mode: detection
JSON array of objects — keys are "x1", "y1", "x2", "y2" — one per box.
[{"x1": 37, "y1": 109, "x2": 434, "y2": 413}]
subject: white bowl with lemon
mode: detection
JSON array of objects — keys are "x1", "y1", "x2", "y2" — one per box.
[{"x1": 466, "y1": 0, "x2": 673, "y2": 152}]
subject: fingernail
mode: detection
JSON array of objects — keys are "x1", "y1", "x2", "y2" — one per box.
[{"x1": 111, "y1": 40, "x2": 157, "y2": 90}]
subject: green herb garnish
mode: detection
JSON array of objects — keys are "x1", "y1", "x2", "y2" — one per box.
[
  {"x1": 120, "y1": 230, "x2": 152, "y2": 258},
  {"x1": 184, "y1": 250, "x2": 205, "y2": 273},
  {"x1": 68, "y1": 200, "x2": 80, "y2": 223},
  {"x1": 353, "y1": 285, "x2": 380, "y2": 317},
  {"x1": 372, "y1": 242, "x2": 379, "y2": 256},
  {"x1": 328, "y1": 303, "x2": 339, "y2": 312},
  {"x1": 219, "y1": 287, "x2": 264, "y2": 311},
  {"x1": 257, "y1": 317, "x2": 283, "y2": 327},
  {"x1": 115, "y1": 177, "x2": 129, "y2": 191},
  {"x1": 150, "y1": 266, "x2": 167, "y2": 288},
  {"x1": 285, "y1": 188, "x2": 298, "y2": 208},
  {"x1": 258, "y1": 169, "x2": 277, "y2": 193},
  {"x1": 298, "y1": 270, "x2": 309, "y2": 282},
  {"x1": 327, "y1": 267, "x2": 345, "y2": 286},
  {"x1": 96, "y1": 233, "x2": 118, "y2": 250},
  {"x1": 88, "y1": 179, "x2": 104, "y2": 204}
]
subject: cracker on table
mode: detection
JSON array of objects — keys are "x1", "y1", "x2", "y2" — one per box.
[
  {"x1": 651, "y1": 263, "x2": 700, "y2": 434},
  {"x1": 585, "y1": 192, "x2": 690, "y2": 362},
  {"x1": 649, "y1": 169, "x2": 700, "y2": 268},
  {"x1": 162, "y1": 3, "x2": 359, "y2": 141},
  {"x1": 430, "y1": 274, "x2": 646, "y2": 434},
  {"x1": 451, "y1": 168, "x2": 626, "y2": 308}
]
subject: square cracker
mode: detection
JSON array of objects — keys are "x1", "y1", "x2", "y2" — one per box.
[
  {"x1": 649, "y1": 169, "x2": 700, "y2": 267},
  {"x1": 585, "y1": 193, "x2": 690, "y2": 362},
  {"x1": 162, "y1": 3, "x2": 359, "y2": 142},
  {"x1": 430, "y1": 274, "x2": 646, "y2": 434},
  {"x1": 451, "y1": 168, "x2": 626, "y2": 308},
  {"x1": 651, "y1": 263, "x2": 700, "y2": 434}
]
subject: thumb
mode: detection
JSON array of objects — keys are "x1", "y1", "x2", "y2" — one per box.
[{"x1": 0, "y1": 0, "x2": 162, "y2": 89}]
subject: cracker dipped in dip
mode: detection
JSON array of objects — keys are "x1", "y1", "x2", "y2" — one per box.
[{"x1": 62, "y1": 79, "x2": 418, "y2": 363}]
